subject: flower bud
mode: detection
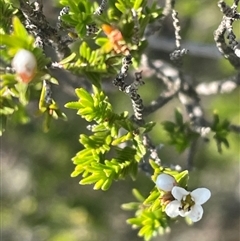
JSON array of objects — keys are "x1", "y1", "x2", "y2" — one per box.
[
  {"x1": 11, "y1": 49, "x2": 37, "y2": 83},
  {"x1": 156, "y1": 173, "x2": 177, "y2": 192}
]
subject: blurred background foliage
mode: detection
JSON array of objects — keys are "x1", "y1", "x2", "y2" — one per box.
[{"x1": 1, "y1": 0, "x2": 240, "y2": 241}]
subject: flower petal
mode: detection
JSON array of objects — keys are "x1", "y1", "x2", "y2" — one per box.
[
  {"x1": 191, "y1": 188, "x2": 211, "y2": 205},
  {"x1": 156, "y1": 174, "x2": 176, "y2": 191},
  {"x1": 188, "y1": 204, "x2": 203, "y2": 222},
  {"x1": 165, "y1": 200, "x2": 181, "y2": 218},
  {"x1": 172, "y1": 186, "x2": 189, "y2": 201},
  {"x1": 179, "y1": 209, "x2": 190, "y2": 217}
]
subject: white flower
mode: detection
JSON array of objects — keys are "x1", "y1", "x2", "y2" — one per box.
[
  {"x1": 12, "y1": 49, "x2": 37, "y2": 83},
  {"x1": 165, "y1": 186, "x2": 211, "y2": 222},
  {"x1": 156, "y1": 173, "x2": 177, "y2": 192}
]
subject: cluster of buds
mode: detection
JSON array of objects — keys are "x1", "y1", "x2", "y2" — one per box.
[{"x1": 156, "y1": 173, "x2": 211, "y2": 222}]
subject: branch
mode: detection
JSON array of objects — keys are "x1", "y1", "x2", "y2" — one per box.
[
  {"x1": 112, "y1": 55, "x2": 145, "y2": 121},
  {"x1": 214, "y1": 0, "x2": 240, "y2": 69},
  {"x1": 140, "y1": 134, "x2": 162, "y2": 174},
  {"x1": 196, "y1": 73, "x2": 240, "y2": 95},
  {"x1": 169, "y1": 8, "x2": 188, "y2": 67},
  {"x1": 229, "y1": 124, "x2": 240, "y2": 133},
  {"x1": 18, "y1": 0, "x2": 71, "y2": 58}
]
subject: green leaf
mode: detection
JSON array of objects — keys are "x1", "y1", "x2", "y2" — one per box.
[
  {"x1": 121, "y1": 202, "x2": 141, "y2": 210},
  {"x1": 221, "y1": 138, "x2": 230, "y2": 148},
  {"x1": 162, "y1": 121, "x2": 175, "y2": 132},
  {"x1": 61, "y1": 14, "x2": 77, "y2": 26},
  {"x1": 12, "y1": 16, "x2": 28, "y2": 38},
  {"x1": 95, "y1": 37, "x2": 109, "y2": 46},
  {"x1": 212, "y1": 111, "x2": 220, "y2": 129},
  {"x1": 0, "y1": 35, "x2": 29, "y2": 49},
  {"x1": 79, "y1": 42, "x2": 89, "y2": 59},
  {"x1": 115, "y1": 2, "x2": 126, "y2": 13},
  {"x1": 78, "y1": 2, "x2": 86, "y2": 12},
  {"x1": 133, "y1": 0, "x2": 143, "y2": 9},
  {"x1": 174, "y1": 170, "x2": 189, "y2": 188},
  {"x1": 221, "y1": 119, "x2": 230, "y2": 129},
  {"x1": 132, "y1": 188, "x2": 145, "y2": 202},
  {"x1": 93, "y1": 179, "x2": 105, "y2": 190},
  {"x1": 65, "y1": 101, "x2": 82, "y2": 110},
  {"x1": 59, "y1": 52, "x2": 76, "y2": 64},
  {"x1": 101, "y1": 178, "x2": 113, "y2": 190},
  {"x1": 144, "y1": 190, "x2": 160, "y2": 205},
  {"x1": 111, "y1": 133, "x2": 131, "y2": 145},
  {"x1": 75, "y1": 88, "x2": 93, "y2": 103},
  {"x1": 143, "y1": 121, "x2": 156, "y2": 133},
  {"x1": 175, "y1": 108, "x2": 183, "y2": 126},
  {"x1": 68, "y1": 1, "x2": 79, "y2": 12}
]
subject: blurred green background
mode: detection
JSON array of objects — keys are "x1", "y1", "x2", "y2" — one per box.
[{"x1": 2, "y1": 1, "x2": 240, "y2": 241}]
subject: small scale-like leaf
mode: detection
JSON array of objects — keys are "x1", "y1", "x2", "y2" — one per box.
[
  {"x1": 150, "y1": 199, "x2": 161, "y2": 211},
  {"x1": 93, "y1": 179, "x2": 105, "y2": 190},
  {"x1": 127, "y1": 217, "x2": 143, "y2": 226},
  {"x1": 101, "y1": 178, "x2": 113, "y2": 190},
  {"x1": 144, "y1": 190, "x2": 160, "y2": 205},
  {"x1": 78, "y1": 2, "x2": 86, "y2": 12},
  {"x1": 133, "y1": 0, "x2": 143, "y2": 9},
  {"x1": 79, "y1": 42, "x2": 88, "y2": 59},
  {"x1": 61, "y1": 14, "x2": 77, "y2": 26},
  {"x1": 95, "y1": 37, "x2": 109, "y2": 46},
  {"x1": 13, "y1": 16, "x2": 28, "y2": 38},
  {"x1": 162, "y1": 121, "x2": 175, "y2": 132},
  {"x1": 115, "y1": 2, "x2": 126, "y2": 13},
  {"x1": 121, "y1": 202, "x2": 141, "y2": 210},
  {"x1": 75, "y1": 88, "x2": 91, "y2": 101},
  {"x1": 68, "y1": 1, "x2": 79, "y2": 12},
  {"x1": 64, "y1": 101, "x2": 82, "y2": 110},
  {"x1": 60, "y1": 52, "x2": 76, "y2": 64},
  {"x1": 71, "y1": 169, "x2": 82, "y2": 177},
  {"x1": 174, "y1": 170, "x2": 189, "y2": 187},
  {"x1": 175, "y1": 108, "x2": 183, "y2": 126},
  {"x1": 132, "y1": 188, "x2": 145, "y2": 202},
  {"x1": 138, "y1": 224, "x2": 152, "y2": 238},
  {"x1": 111, "y1": 134, "x2": 131, "y2": 146},
  {"x1": 221, "y1": 119, "x2": 230, "y2": 130},
  {"x1": 143, "y1": 121, "x2": 156, "y2": 133},
  {"x1": 212, "y1": 112, "x2": 220, "y2": 130},
  {"x1": 0, "y1": 35, "x2": 29, "y2": 49}
]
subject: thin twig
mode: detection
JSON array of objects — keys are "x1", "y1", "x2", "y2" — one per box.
[
  {"x1": 19, "y1": 0, "x2": 71, "y2": 58},
  {"x1": 196, "y1": 74, "x2": 240, "y2": 95},
  {"x1": 214, "y1": 0, "x2": 240, "y2": 69}
]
